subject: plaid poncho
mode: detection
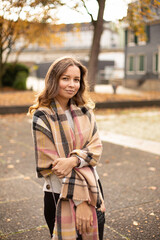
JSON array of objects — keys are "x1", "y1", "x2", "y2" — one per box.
[{"x1": 32, "y1": 99, "x2": 103, "y2": 240}]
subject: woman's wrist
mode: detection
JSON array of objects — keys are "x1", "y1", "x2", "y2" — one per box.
[{"x1": 71, "y1": 156, "x2": 80, "y2": 167}]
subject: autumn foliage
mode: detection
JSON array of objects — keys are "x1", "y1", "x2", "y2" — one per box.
[
  {"x1": 124, "y1": 0, "x2": 160, "y2": 40},
  {"x1": 0, "y1": 0, "x2": 63, "y2": 87}
]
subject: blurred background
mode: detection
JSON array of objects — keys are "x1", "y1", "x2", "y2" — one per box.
[{"x1": 0, "y1": 0, "x2": 160, "y2": 93}]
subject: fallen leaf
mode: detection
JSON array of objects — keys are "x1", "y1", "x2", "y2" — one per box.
[
  {"x1": 9, "y1": 139, "x2": 16, "y2": 144},
  {"x1": 22, "y1": 152, "x2": 26, "y2": 157},
  {"x1": 115, "y1": 162, "x2": 122, "y2": 166},
  {"x1": 7, "y1": 165, "x2": 14, "y2": 169},
  {"x1": 133, "y1": 221, "x2": 139, "y2": 226},
  {"x1": 148, "y1": 167, "x2": 156, "y2": 171},
  {"x1": 24, "y1": 177, "x2": 30, "y2": 180},
  {"x1": 105, "y1": 160, "x2": 110, "y2": 164},
  {"x1": 138, "y1": 208, "x2": 143, "y2": 211},
  {"x1": 103, "y1": 173, "x2": 108, "y2": 177},
  {"x1": 98, "y1": 163, "x2": 102, "y2": 167},
  {"x1": 149, "y1": 212, "x2": 155, "y2": 216},
  {"x1": 148, "y1": 186, "x2": 157, "y2": 190}
]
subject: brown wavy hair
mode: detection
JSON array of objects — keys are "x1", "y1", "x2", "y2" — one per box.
[{"x1": 28, "y1": 56, "x2": 94, "y2": 115}]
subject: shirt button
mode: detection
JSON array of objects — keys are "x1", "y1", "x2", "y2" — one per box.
[{"x1": 46, "y1": 184, "x2": 50, "y2": 190}]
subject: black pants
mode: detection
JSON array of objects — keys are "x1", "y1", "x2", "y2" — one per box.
[{"x1": 44, "y1": 180, "x2": 105, "y2": 239}]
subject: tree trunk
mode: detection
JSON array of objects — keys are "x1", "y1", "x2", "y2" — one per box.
[
  {"x1": 0, "y1": 20, "x2": 3, "y2": 88},
  {"x1": 87, "y1": 0, "x2": 106, "y2": 91}
]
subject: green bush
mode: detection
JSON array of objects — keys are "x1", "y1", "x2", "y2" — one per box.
[
  {"x1": 2, "y1": 64, "x2": 15, "y2": 87},
  {"x1": 2, "y1": 63, "x2": 29, "y2": 89},
  {"x1": 13, "y1": 71, "x2": 27, "y2": 90}
]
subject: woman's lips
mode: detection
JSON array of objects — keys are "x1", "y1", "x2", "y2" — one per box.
[{"x1": 66, "y1": 90, "x2": 75, "y2": 94}]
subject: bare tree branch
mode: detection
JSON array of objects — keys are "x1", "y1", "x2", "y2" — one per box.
[{"x1": 81, "y1": 0, "x2": 95, "y2": 24}]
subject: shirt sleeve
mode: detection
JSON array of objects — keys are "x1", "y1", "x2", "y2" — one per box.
[{"x1": 77, "y1": 156, "x2": 88, "y2": 168}]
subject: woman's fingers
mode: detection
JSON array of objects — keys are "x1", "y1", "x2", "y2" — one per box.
[
  {"x1": 82, "y1": 220, "x2": 85, "y2": 234},
  {"x1": 77, "y1": 218, "x2": 92, "y2": 235},
  {"x1": 90, "y1": 214, "x2": 93, "y2": 226},
  {"x1": 76, "y1": 218, "x2": 82, "y2": 234},
  {"x1": 52, "y1": 159, "x2": 58, "y2": 168},
  {"x1": 86, "y1": 219, "x2": 91, "y2": 233},
  {"x1": 76, "y1": 202, "x2": 93, "y2": 235}
]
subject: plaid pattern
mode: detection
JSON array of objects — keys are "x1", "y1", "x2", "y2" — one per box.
[
  {"x1": 52, "y1": 166, "x2": 100, "y2": 240},
  {"x1": 32, "y1": 99, "x2": 103, "y2": 239},
  {"x1": 53, "y1": 199, "x2": 99, "y2": 240}
]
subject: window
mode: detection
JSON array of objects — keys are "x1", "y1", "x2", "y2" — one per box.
[
  {"x1": 127, "y1": 55, "x2": 135, "y2": 73},
  {"x1": 128, "y1": 31, "x2": 135, "y2": 46},
  {"x1": 137, "y1": 55, "x2": 146, "y2": 73},
  {"x1": 137, "y1": 34, "x2": 146, "y2": 45},
  {"x1": 153, "y1": 53, "x2": 158, "y2": 73}
]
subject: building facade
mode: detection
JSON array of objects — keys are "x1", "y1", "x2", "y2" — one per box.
[
  {"x1": 124, "y1": 21, "x2": 160, "y2": 90},
  {"x1": 9, "y1": 21, "x2": 124, "y2": 84}
]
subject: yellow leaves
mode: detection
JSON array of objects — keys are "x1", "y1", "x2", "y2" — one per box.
[
  {"x1": 1, "y1": 0, "x2": 64, "y2": 59},
  {"x1": 14, "y1": 20, "x2": 63, "y2": 48},
  {"x1": 126, "y1": 0, "x2": 159, "y2": 34}
]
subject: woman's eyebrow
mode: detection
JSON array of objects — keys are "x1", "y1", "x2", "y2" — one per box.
[{"x1": 62, "y1": 74, "x2": 80, "y2": 78}]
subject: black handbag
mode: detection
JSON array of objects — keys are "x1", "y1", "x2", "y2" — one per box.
[
  {"x1": 96, "y1": 209, "x2": 105, "y2": 225},
  {"x1": 96, "y1": 179, "x2": 105, "y2": 225}
]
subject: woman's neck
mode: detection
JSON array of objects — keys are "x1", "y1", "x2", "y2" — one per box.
[{"x1": 55, "y1": 97, "x2": 69, "y2": 111}]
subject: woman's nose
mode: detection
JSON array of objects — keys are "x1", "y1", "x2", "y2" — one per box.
[{"x1": 69, "y1": 79, "x2": 74, "y2": 86}]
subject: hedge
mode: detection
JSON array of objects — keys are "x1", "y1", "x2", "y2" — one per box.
[{"x1": 2, "y1": 63, "x2": 29, "y2": 90}]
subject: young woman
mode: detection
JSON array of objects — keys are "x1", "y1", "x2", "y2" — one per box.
[{"x1": 28, "y1": 57, "x2": 105, "y2": 240}]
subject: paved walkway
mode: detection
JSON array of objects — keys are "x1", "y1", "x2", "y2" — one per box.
[
  {"x1": 95, "y1": 109, "x2": 160, "y2": 156},
  {"x1": 0, "y1": 113, "x2": 160, "y2": 240},
  {"x1": 94, "y1": 84, "x2": 144, "y2": 96}
]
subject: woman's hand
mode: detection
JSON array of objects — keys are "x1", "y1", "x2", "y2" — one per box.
[
  {"x1": 97, "y1": 199, "x2": 106, "y2": 213},
  {"x1": 52, "y1": 156, "x2": 78, "y2": 178},
  {"x1": 76, "y1": 201, "x2": 93, "y2": 235}
]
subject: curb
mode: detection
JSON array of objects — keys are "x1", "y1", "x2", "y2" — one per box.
[
  {"x1": 0, "y1": 105, "x2": 30, "y2": 115},
  {"x1": 0, "y1": 99, "x2": 160, "y2": 115},
  {"x1": 95, "y1": 99, "x2": 160, "y2": 109}
]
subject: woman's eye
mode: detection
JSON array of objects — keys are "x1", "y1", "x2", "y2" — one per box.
[
  {"x1": 62, "y1": 77, "x2": 69, "y2": 81},
  {"x1": 74, "y1": 79, "x2": 80, "y2": 82}
]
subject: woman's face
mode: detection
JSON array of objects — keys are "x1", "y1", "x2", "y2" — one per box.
[{"x1": 57, "y1": 65, "x2": 81, "y2": 102}]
